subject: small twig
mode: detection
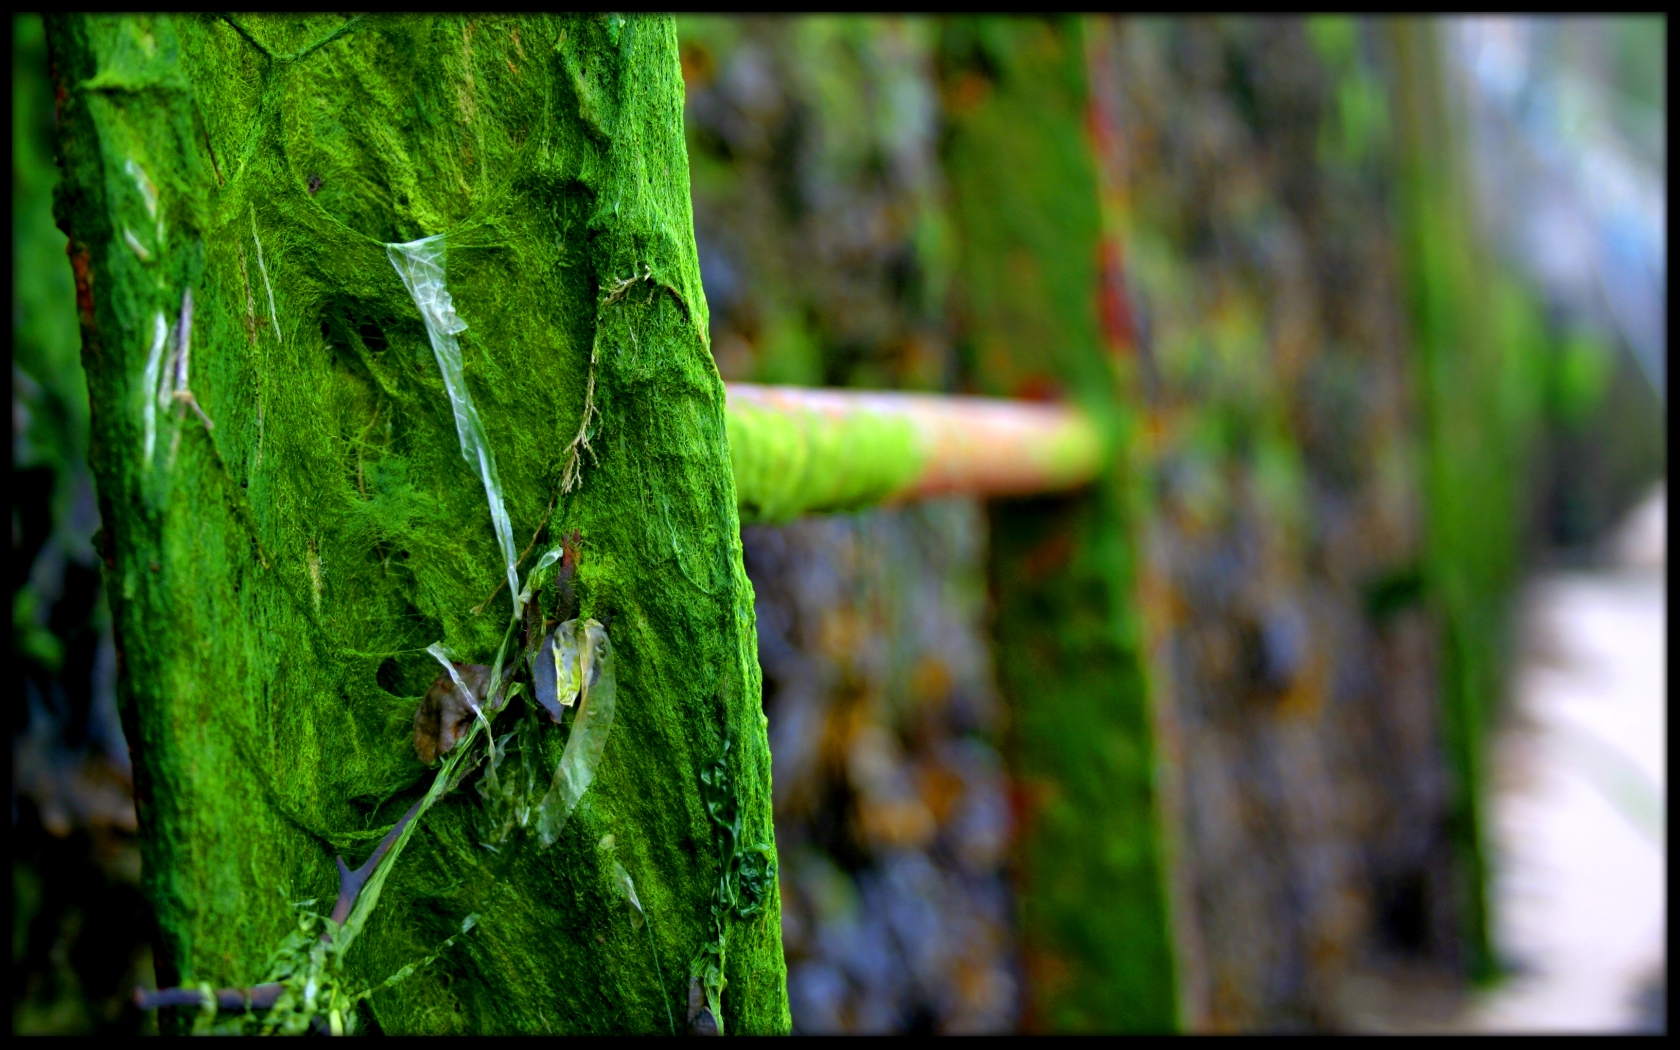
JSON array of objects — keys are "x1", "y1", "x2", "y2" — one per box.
[
  {"x1": 600, "y1": 263, "x2": 652, "y2": 307},
  {"x1": 135, "y1": 982, "x2": 283, "y2": 1013},
  {"x1": 559, "y1": 265, "x2": 653, "y2": 496},
  {"x1": 133, "y1": 795, "x2": 427, "y2": 1017},
  {"x1": 559, "y1": 348, "x2": 600, "y2": 495},
  {"x1": 174, "y1": 389, "x2": 215, "y2": 431}
]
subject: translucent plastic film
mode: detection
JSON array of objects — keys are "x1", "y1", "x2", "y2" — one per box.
[
  {"x1": 141, "y1": 311, "x2": 167, "y2": 466},
  {"x1": 611, "y1": 860, "x2": 645, "y2": 928},
  {"x1": 516, "y1": 547, "x2": 562, "y2": 614},
  {"x1": 537, "y1": 619, "x2": 616, "y2": 846},
  {"x1": 387, "y1": 235, "x2": 520, "y2": 609},
  {"x1": 425, "y1": 642, "x2": 491, "y2": 734},
  {"x1": 532, "y1": 620, "x2": 582, "y2": 724}
]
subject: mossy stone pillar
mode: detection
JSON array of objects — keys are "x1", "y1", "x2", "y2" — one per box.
[
  {"x1": 939, "y1": 16, "x2": 1178, "y2": 1032},
  {"x1": 49, "y1": 13, "x2": 786, "y2": 1034}
]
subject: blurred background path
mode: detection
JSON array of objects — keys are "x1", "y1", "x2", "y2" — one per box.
[{"x1": 1469, "y1": 484, "x2": 1666, "y2": 1032}]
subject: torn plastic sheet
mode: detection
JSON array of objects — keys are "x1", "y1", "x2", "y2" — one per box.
[
  {"x1": 611, "y1": 859, "x2": 645, "y2": 928},
  {"x1": 125, "y1": 157, "x2": 164, "y2": 248},
  {"x1": 476, "y1": 711, "x2": 542, "y2": 847},
  {"x1": 602, "y1": 833, "x2": 677, "y2": 1034},
  {"x1": 413, "y1": 659, "x2": 495, "y2": 765},
  {"x1": 141, "y1": 311, "x2": 168, "y2": 466},
  {"x1": 475, "y1": 727, "x2": 520, "y2": 846},
  {"x1": 156, "y1": 318, "x2": 179, "y2": 412},
  {"x1": 516, "y1": 546, "x2": 563, "y2": 615},
  {"x1": 124, "y1": 228, "x2": 152, "y2": 261},
  {"x1": 125, "y1": 158, "x2": 158, "y2": 219},
  {"x1": 387, "y1": 235, "x2": 520, "y2": 611},
  {"x1": 168, "y1": 288, "x2": 214, "y2": 431},
  {"x1": 598, "y1": 833, "x2": 643, "y2": 925},
  {"x1": 173, "y1": 288, "x2": 193, "y2": 400},
  {"x1": 425, "y1": 644, "x2": 508, "y2": 806},
  {"x1": 537, "y1": 619, "x2": 615, "y2": 846}
]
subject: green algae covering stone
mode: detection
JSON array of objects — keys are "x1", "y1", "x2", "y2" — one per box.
[
  {"x1": 940, "y1": 16, "x2": 1179, "y2": 1032},
  {"x1": 47, "y1": 13, "x2": 787, "y2": 1034}
]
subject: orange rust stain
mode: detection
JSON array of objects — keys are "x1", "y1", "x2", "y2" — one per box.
[
  {"x1": 946, "y1": 72, "x2": 992, "y2": 118},
  {"x1": 1097, "y1": 236, "x2": 1138, "y2": 358},
  {"x1": 915, "y1": 761, "x2": 966, "y2": 825},
  {"x1": 909, "y1": 656, "x2": 952, "y2": 705},
  {"x1": 1011, "y1": 375, "x2": 1063, "y2": 403},
  {"x1": 1017, "y1": 944, "x2": 1071, "y2": 1032},
  {"x1": 1019, "y1": 529, "x2": 1075, "y2": 584},
  {"x1": 67, "y1": 240, "x2": 97, "y2": 329}
]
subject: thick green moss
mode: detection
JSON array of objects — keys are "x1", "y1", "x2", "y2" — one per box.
[
  {"x1": 941, "y1": 17, "x2": 1178, "y2": 1032},
  {"x1": 726, "y1": 398, "x2": 924, "y2": 525},
  {"x1": 49, "y1": 13, "x2": 787, "y2": 1033}
]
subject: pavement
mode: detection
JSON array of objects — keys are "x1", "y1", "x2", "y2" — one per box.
[{"x1": 1467, "y1": 484, "x2": 1666, "y2": 1033}]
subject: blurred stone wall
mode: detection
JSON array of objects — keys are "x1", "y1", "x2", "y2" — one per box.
[
  {"x1": 680, "y1": 17, "x2": 955, "y2": 393},
  {"x1": 745, "y1": 506, "x2": 1017, "y2": 1032},
  {"x1": 680, "y1": 15, "x2": 1494, "y2": 1032},
  {"x1": 1088, "y1": 18, "x2": 1461, "y2": 1028}
]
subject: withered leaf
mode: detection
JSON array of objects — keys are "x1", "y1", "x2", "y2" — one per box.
[{"x1": 413, "y1": 663, "x2": 492, "y2": 765}]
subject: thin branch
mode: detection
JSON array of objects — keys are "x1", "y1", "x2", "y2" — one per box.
[
  {"x1": 136, "y1": 982, "x2": 283, "y2": 1013},
  {"x1": 134, "y1": 794, "x2": 426, "y2": 1015},
  {"x1": 330, "y1": 794, "x2": 426, "y2": 928},
  {"x1": 286, "y1": 15, "x2": 367, "y2": 62},
  {"x1": 217, "y1": 14, "x2": 275, "y2": 59}
]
